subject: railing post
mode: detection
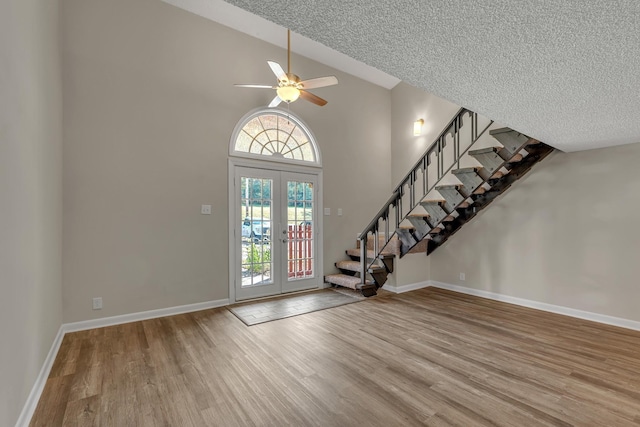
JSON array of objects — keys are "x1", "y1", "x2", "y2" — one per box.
[
  {"x1": 360, "y1": 233, "x2": 368, "y2": 284},
  {"x1": 409, "y1": 171, "x2": 415, "y2": 210},
  {"x1": 455, "y1": 117, "x2": 460, "y2": 169},
  {"x1": 437, "y1": 137, "x2": 443, "y2": 179},
  {"x1": 373, "y1": 226, "x2": 379, "y2": 268},
  {"x1": 384, "y1": 209, "x2": 389, "y2": 244},
  {"x1": 472, "y1": 112, "x2": 477, "y2": 141},
  {"x1": 422, "y1": 158, "x2": 427, "y2": 197}
]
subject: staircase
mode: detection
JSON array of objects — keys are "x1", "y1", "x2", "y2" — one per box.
[{"x1": 324, "y1": 108, "x2": 554, "y2": 296}]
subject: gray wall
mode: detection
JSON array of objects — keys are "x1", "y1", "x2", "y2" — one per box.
[
  {"x1": 390, "y1": 82, "x2": 460, "y2": 187},
  {"x1": 61, "y1": 0, "x2": 391, "y2": 322},
  {"x1": 0, "y1": 0, "x2": 63, "y2": 425},
  {"x1": 431, "y1": 144, "x2": 640, "y2": 322},
  {"x1": 390, "y1": 83, "x2": 640, "y2": 323}
]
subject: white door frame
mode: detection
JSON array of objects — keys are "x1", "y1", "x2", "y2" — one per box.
[{"x1": 228, "y1": 157, "x2": 324, "y2": 304}]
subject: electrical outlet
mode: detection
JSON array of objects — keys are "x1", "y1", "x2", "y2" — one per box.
[
  {"x1": 201, "y1": 205, "x2": 212, "y2": 215},
  {"x1": 92, "y1": 297, "x2": 103, "y2": 310},
  {"x1": 459, "y1": 272, "x2": 465, "y2": 281}
]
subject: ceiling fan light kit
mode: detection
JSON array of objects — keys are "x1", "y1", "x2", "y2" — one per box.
[
  {"x1": 276, "y1": 85, "x2": 300, "y2": 103},
  {"x1": 235, "y1": 29, "x2": 338, "y2": 107}
]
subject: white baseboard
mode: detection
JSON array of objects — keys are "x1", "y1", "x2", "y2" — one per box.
[
  {"x1": 14, "y1": 325, "x2": 65, "y2": 427},
  {"x1": 382, "y1": 281, "x2": 430, "y2": 294},
  {"x1": 16, "y1": 298, "x2": 229, "y2": 426},
  {"x1": 429, "y1": 281, "x2": 640, "y2": 331},
  {"x1": 64, "y1": 298, "x2": 230, "y2": 333}
]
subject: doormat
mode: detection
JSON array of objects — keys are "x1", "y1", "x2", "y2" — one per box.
[{"x1": 228, "y1": 288, "x2": 365, "y2": 326}]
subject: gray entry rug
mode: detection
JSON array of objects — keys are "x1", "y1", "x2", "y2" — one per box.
[{"x1": 228, "y1": 288, "x2": 365, "y2": 326}]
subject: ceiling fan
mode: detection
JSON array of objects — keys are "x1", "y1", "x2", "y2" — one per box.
[{"x1": 235, "y1": 29, "x2": 339, "y2": 107}]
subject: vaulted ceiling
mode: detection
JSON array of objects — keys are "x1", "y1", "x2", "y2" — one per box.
[{"x1": 165, "y1": 0, "x2": 640, "y2": 153}]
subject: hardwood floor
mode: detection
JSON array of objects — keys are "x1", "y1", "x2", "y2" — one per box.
[{"x1": 30, "y1": 288, "x2": 640, "y2": 426}]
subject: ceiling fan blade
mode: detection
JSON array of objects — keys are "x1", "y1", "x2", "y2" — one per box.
[
  {"x1": 299, "y1": 90, "x2": 328, "y2": 106},
  {"x1": 234, "y1": 84, "x2": 276, "y2": 89},
  {"x1": 268, "y1": 95, "x2": 283, "y2": 108},
  {"x1": 267, "y1": 61, "x2": 287, "y2": 82},
  {"x1": 299, "y1": 76, "x2": 338, "y2": 89}
]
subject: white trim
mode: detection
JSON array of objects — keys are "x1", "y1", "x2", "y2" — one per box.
[
  {"x1": 64, "y1": 299, "x2": 229, "y2": 333},
  {"x1": 382, "y1": 281, "x2": 430, "y2": 294},
  {"x1": 14, "y1": 326, "x2": 65, "y2": 427},
  {"x1": 428, "y1": 281, "x2": 640, "y2": 332}
]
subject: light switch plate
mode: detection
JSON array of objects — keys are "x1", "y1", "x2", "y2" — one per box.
[
  {"x1": 337, "y1": 208, "x2": 343, "y2": 216},
  {"x1": 324, "y1": 208, "x2": 331, "y2": 216},
  {"x1": 201, "y1": 205, "x2": 212, "y2": 215}
]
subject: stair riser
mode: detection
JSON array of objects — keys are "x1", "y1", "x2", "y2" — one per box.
[
  {"x1": 469, "y1": 151, "x2": 503, "y2": 175},
  {"x1": 437, "y1": 187, "x2": 466, "y2": 212},
  {"x1": 397, "y1": 229, "x2": 417, "y2": 249},
  {"x1": 490, "y1": 129, "x2": 531, "y2": 157},
  {"x1": 420, "y1": 202, "x2": 448, "y2": 226},
  {"x1": 452, "y1": 170, "x2": 484, "y2": 194},
  {"x1": 369, "y1": 271, "x2": 388, "y2": 288},
  {"x1": 337, "y1": 269, "x2": 359, "y2": 277},
  {"x1": 407, "y1": 216, "x2": 431, "y2": 237}
]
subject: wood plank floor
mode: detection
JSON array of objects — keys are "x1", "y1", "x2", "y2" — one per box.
[{"x1": 30, "y1": 288, "x2": 640, "y2": 426}]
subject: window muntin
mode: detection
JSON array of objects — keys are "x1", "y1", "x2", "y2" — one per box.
[{"x1": 231, "y1": 110, "x2": 319, "y2": 165}]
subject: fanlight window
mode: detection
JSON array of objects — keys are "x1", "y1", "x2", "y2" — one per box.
[{"x1": 232, "y1": 110, "x2": 319, "y2": 165}]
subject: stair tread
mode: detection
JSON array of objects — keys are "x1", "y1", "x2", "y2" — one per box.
[
  {"x1": 489, "y1": 128, "x2": 539, "y2": 145},
  {"x1": 325, "y1": 274, "x2": 370, "y2": 290},
  {"x1": 408, "y1": 212, "x2": 430, "y2": 218},
  {"x1": 346, "y1": 248, "x2": 395, "y2": 259},
  {"x1": 489, "y1": 127, "x2": 515, "y2": 136},
  {"x1": 420, "y1": 199, "x2": 445, "y2": 205},
  {"x1": 452, "y1": 166, "x2": 483, "y2": 174},
  {"x1": 336, "y1": 260, "x2": 385, "y2": 273},
  {"x1": 435, "y1": 184, "x2": 462, "y2": 190},
  {"x1": 469, "y1": 146, "x2": 500, "y2": 155}
]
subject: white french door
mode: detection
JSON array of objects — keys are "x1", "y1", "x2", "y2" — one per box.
[{"x1": 234, "y1": 166, "x2": 320, "y2": 301}]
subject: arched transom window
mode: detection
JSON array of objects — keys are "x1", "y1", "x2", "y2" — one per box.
[{"x1": 231, "y1": 109, "x2": 320, "y2": 166}]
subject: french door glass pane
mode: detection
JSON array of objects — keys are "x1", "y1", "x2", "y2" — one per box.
[
  {"x1": 286, "y1": 180, "x2": 314, "y2": 281},
  {"x1": 240, "y1": 176, "x2": 273, "y2": 287}
]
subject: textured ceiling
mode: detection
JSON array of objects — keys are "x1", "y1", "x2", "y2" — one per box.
[{"x1": 216, "y1": 0, "x2": 640, "y2": 152}]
